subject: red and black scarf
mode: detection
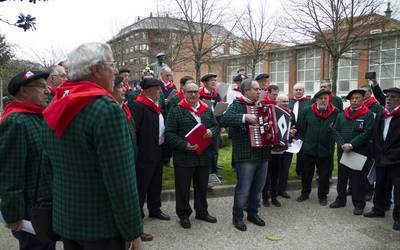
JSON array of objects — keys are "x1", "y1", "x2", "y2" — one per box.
[
  {"x1": 382, "y1": 105, "x2": 400, "y2": 119},
  {"x1": 43, "y1": 81, "x2": 131, "y2": 138},
  {"x1": 199, "y1": 86, "x2": 218, "y2": 100},
  {"x1": 344, "y1": 105, "x2": 370, "y2": 120},
  {"x1": 0, "y1": 101, "x2": 44, "y2": 124},
  {"x1": 232, "y1": 87, "x2": 241, "y2": 93},
  {"x1": 177, "y1": 89, "x2": 185, "y2": 101},
  {"x1": 311, "y1": 103, "x2": 336, "y2": 120},
  {"x1": 135, "y1": 93, "x2": 161, "y2": 114},
  {"x1": 263, "y1": 96, "x2": 277, "y2": 105},
  {"x1": 178, "y1": 98, "x2": 208, "y2": 116},
  {"x1": 363, "y1": 96, "x2": 378, "y2": 108},
  {"x1": 123, "y1": 82, "x2": 132, "y2": 92}
]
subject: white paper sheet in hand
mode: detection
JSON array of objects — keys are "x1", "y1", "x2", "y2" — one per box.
[
  {"x1": 0, "y1": 211, "x2": 36, "y2": 235},
  {"x1": 286, "y1": 140, "x2": 303, "y2": 154},
  {"x1": 340, "y1": 151, "x2": 367, "y2": 171}
]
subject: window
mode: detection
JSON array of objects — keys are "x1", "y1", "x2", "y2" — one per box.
[
  {"x1": 134, "y1": 45, "x2": 139, "y2": 51},
  {"x1": 140, "y1": 57, "x2": 148, "y2": 65},
  {"x1": 142, "y1": 32, "x2": 147, "y2": 40},
  {"x1": 270, "y1": 52, "x2": 289, "y2": 94},
  {"x1": 226, "y1": 64, "x2": 243, "y2": 85},
  {"x1": 337, "y1": 44, "x2": 359, "y2": 95},
  {"x1": 297, "y1": 48, "x2": 321, "y2": 95},
  {"x1": 125, "y1": 48, "x2": 129, "y2": 54},
  {"x1": 130, "y1": 47, "x2": 134, "y2": 53},
  {"x1": 125, "y1": 37, "x2": 129, "y2": 42},
  {"x1": 369, "y1": 36, "x2": 400, "y2": 89},
  {"x1": 140, "y1": 44, "x2": 149, "y2": 51}
]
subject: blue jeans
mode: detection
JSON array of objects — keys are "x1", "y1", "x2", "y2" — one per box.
[{"x1": 233, "y1": 160, "x2": 268, "y2": 219}]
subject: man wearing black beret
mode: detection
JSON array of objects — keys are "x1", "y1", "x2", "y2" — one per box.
[
  {"x1": 330, "y1": 89, "x2": 374, "y2": 216},
  {"x1": 227, "y1": 74, "x2": 248, "y2": 104},
  {"x1": 364, "y1": 79, "x2": 400, "y2": 231},
  {"x1": 0, "y1": 71, "x2": 56, "y2": 249},
  {"x1": 255, "y1": 73, "x2": 269, "y2": 91}
]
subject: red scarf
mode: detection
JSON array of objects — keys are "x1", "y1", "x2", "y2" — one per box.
[
  {"x1": 48, "y1": 86, "x2": 57, "y2": 96},
  {"x1": 0, "y1": 101, "x2": 44, "y2": 124},
  {"x1": 382, "y1": 105, "x2": 400, "y2": 119},
  {"x1": 177, "y1": 89, "x2": 185, "y2": 101},
  {"x1": 263, "y1": 96, "x2": 277, "y2": 105},
  {"x1": 159, "y1": 78, "x2": 175, "y2": 90},
  {"x1": 135, "y1": 93, "x2": 161, "y2": 114},
  {"x1": 311, "y1": 103, "x2": 336, "y2": 120},
  {"x1": 236, "y1": 96, "x2": 256, "y2": 106},
  {"x1": 43, "y1": 81, "x2": 131, "y2": 138},
  {"x1": 363, "y1": 96, "x2": 378, "y2": 108},
  {"x1": 328, "y1": 93, "x2": 334, "y2": 102},
  {"x1": 199, "y1": 86, "x2": 218, "y2": 100},
  {"x1": 123, "y1": 82, "x2": 132, "y2": 92},
  {"x1": 232, "y1": 87, "x2": 241, "y2": 93},
  {"x1": 290, "y1": 95, "x2": 308, "y2": 102},
  {"x1": 344, "y1": 105, "x2": 370, "y2": 120},
  {"x1": 178, "y1": 99, "x2": 208, "y2": 116}
]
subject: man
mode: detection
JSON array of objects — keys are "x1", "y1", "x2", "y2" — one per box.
[
  {"x1": 47, "y1": 65, "x2": 67, "y2": 102},
  {"x1": 296, "y1": 90, "x2": 339, "y2": 206},
  {"x1": 166, "y1": 82, "x2": 218, "y2": 229},
  {"x1": 167, "y1": 76, "x2": 194, "y2": 113},
  {"x1": 227, "y1": 74, "x2": 247, "y2": 104},
  {"x1": 150, "y1": 52, "x2": 168, "y2": 78},
  {"x1": 319, "y1": 80, "x2": 343, "y2": 111},
  {"x1": 329, "y1": 89, "x2": 374, "y2": 215},
  {"x1": 118, "y1": 69, "x2": 134, "y2": 98},
  {"x1": 220, "y1": 79, "x2": 270, "y2": 232},
  {"x1": 289, "y1": 83, "x2": 311, "y2": 177},
  {"x1": 263, "y1": 85, "x2": 279, "y2": 104},
  {"x1": 255, "y1": 73, "x2": 269, "y2": 91},
  {"x1": 42, "y1": 42, "x2": 143, "y2": 250},
  {"x1": 364, "y1": 82, "x2": 400, "y2": 231},
  {"x1": 0, "y1": 71, "x2": 55, "y2": 250},
  {"x1": 129, "y1": 78, "x2": 170, "y2": 223},
  {"x1": 158, "y1": 66, "x2": 177, "y2": 100}
]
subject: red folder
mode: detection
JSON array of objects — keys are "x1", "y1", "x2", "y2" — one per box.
[{"x1": 185, "y1": 123, "x2": 213, "y2": 156}]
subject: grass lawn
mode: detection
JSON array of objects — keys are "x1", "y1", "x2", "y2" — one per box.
[{"x1": 162, "y1": 139, "x2": 339, "y2": 190}]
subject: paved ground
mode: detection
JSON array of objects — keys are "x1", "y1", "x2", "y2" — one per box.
[{"x1": 1, "y1": 188, "x2": 399, "y2": 249}]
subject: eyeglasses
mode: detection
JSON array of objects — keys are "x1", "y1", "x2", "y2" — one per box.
[
  {"x1": 25, "y1": 83, "x2": 48, "y2": 90},
  {"x1": 99, "y1": 61, "x2": 117, "y2": 70},
  {"x1": 185, "y1": 90, "x2": 199, "y2": 94}
]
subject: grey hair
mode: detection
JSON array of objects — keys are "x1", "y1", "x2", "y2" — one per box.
[
  {"x1": 320, "y1": 79, "x2": 332, "y2": 88},
  {"x1": 160, "y1": 66, "x2": 172, "y2": 74},
  {"x1": 48, "y1": 65, "x2": 64, "y2": 76},
  {"x1": 277, "y1": 94, "x2": 288, "y2": 101},
  {"x1": 67, "y1": 42, "x2": 112, "y2": 81},
  {"x1": 240, "y1": 78, "x2": 254, "y2": 94},
  {"x1": 293, "y1": 82, "x2": 305, "y2": 90}
]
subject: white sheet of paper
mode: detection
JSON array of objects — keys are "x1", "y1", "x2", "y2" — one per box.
[
  {"x1": 0, "y1": 211, "x2": 36, "y2": 235},
  {"x1": 217, "y1": 83, "x2": 229, "y2": 99},
  {"x1": 213, "y1": 102, "x2": 228, "y2": 116},
  {"x1": 286, "y1": 139, "x2": 303, "y2": 154},
  {"x1": 340, "y1": 151, "x2": 367, "y2": 171}
]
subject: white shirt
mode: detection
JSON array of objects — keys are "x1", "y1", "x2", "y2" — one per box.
[
  {"x1": 144, "y1": 95, "x2": 165, "y2": 145},
  {"x1": 227, "y1": 88, "x2": 242, "y2": 104},
  {"x1": 383, "y1": 116, "x2": 392, "y2": 141},
  {"x1": 190, "y1": 102, "x2": 202, "y2": 124},
  {"x1": 293, "y1": 101, "x2": 299, "y2": 122}
]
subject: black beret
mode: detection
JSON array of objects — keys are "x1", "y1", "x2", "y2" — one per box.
[
  {"x1": 200, "y1": 73, "x2": 217, "y2": 82},
  {"x1": 345, "y1": 89, "x2": 365, "y2": 100},
  {"x1": 140, "y1": 78, "x2": 162, "y2": 89},
  {"x1": 8, "y1": 71, "x2": 49, "y2": 96},
  {"x1": 233, "y1": 74, "x2": 248, "y2": 82},
  {"x1": 313, "y1": 90, "x2": 331, "y2": 99},
  {"x1": 383, "y1": 87, "x2": 400, "y2": 95},
  {"x1": 119, "y1": 69, "x2": 130, "y2": 74},
  {"x1": 255, "y1": 73, "x2": 269, "y2": 81},
  {"x1": 114, "y1": 76, "x2": 124, "y2": 86}
]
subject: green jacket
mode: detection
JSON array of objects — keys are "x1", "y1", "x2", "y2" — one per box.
[
  {"x1": 366, "y1": 102, "x2": 382, "y2": 115},
  {"x1": 165, "y1": 105, "x2": 218, "y2": 167},
  {"x1": 333, "y1": 110, "x2": 374, "y2": 157},
  {"x1": 0, "y1": 113, "x2": 51, "y2": 223},
  {"x1": 42, "y1": 96, "x2": 143, "y2": 241},
  {"x1": 219, "y1": 100, "x2": 271, "y2": 164},
  {"x1": 299, "y1": 107, "x2": 339, "y2": 157}
]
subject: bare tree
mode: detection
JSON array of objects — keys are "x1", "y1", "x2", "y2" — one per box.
[
  {"x1": 284, "y1": 0, "x2": 384, "y2": 93},
  {"x1": 173, "y1": 0, "x2": 236, "y2": 82},
  {"x1": 28, "y1": 46, "x2": 66, "y2": 69},
  {"x1": 235, "y1": 1, "x2": 279, "y2": 77}
]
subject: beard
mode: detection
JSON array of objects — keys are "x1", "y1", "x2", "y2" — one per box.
[{"x1": 317, "y1": 105, "x2": 327, "y2": 112}]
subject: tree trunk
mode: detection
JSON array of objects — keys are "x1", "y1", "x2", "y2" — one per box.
[
  {"x1": 195, "y1": 61, "x2": 201, "y2": 84},
  {"x1": 330, "y1": 56, "x2": 339, "y2": 94}
]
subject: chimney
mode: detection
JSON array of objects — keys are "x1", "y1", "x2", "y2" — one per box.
[
  {"x1": 150, "y1": 12, "x2": 153, "y2": 18},
  {"x1": 137, "y1": 16, "x2": 140, "y2": 21},
  {"x1": 385, "y1": 2, "x2": 392, "y2": 18}
]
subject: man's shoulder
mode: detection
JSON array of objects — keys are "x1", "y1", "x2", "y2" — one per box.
[{"x1": 82, "y1": 96, "x2": 122, "y2": 119}]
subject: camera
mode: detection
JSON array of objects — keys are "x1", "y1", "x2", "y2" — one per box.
[{"x1": 365, "y1": 72, "x2": 376, "y2": 80}]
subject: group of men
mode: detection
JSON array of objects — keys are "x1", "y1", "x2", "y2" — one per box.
[{"x1": 0, "y1": 41, "x2": 400, "y2": 250}]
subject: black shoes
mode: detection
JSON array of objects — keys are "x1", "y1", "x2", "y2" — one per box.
[
  {"x1": 319, "y1": 198, "x2": 327, "y2": 206},
  {"x1": 353, "y1": 207, "x2": 364, "y2": 216},
  {"x1": 149, "y1": 211, "x2": 171, "y2": 221},
  {"x1": 271, "y1": 198, "x2": 281, "y2": 207},
  {"x1": 263, "y1": 199, "x2": 270, "y2": 207},
  {"x1": 329, "y1": 201, "x2": 346, "y2": 208},
  {"x1": 247, "y1": 214, "x2": 266, "y2": 226},
  {"x1": 179, "y1": 217, "x2": 191, "y2": 229},
  {"x1": 363, "y1": 210, "x2": 385, "y2": 218},
  {"x1": 346, "y1": 189, "x2": 352, "y2": 196},
  {"x1": 278, "y1": 191, "x2": 291, "y2": 199},
  {"x1": 393, "y1": 221, "x2": 400, "y2": 231},
  {"x1": 296, "y1": 194, "x2": 309, "y2": 202},
  {"x1": 233, "y1": 217, "x2": 247, "y2": 231},
  {"x1": 195, "y1": 213, "x2": 217, "y2": 223}
]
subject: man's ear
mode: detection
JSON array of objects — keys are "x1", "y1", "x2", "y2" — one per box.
[{"x1": 90, "y1": 64, "x2": 102, "y2": 79}]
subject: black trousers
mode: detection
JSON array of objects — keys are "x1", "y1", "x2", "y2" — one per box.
[
  {"x1": 301, "y1": 154, "x2": 330, "y2": 199},
  {"x1": 136, "y1": 160, "x2": 163, "y2": 216},
  {"x1": 63, "y1": 237, "x2": 124, "y2": 250},
  {"x1": 278, "y1": 152, "x2": 294, "y2": 193},
  {"x1": 12, "y1": 231, "x2": 55, "y2": 250},
  {"x1": 263, "y1": 155, "x2": 281, "y2": 200},
  {"x1": 295, "y1": 151, "x2": 304, "y2": 176},
  {"x1": 174, "y1": 165, "x2": 209, "y2": 219},
  {"x1": 335, "y1": 163, "x2": 367, "y2": 209},
  {"x1": 372, "y1": 166, "x2": 400, "y2": 220}
]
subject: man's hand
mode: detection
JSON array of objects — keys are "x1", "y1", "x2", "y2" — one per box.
[
  {"x1": 203, "y1": 129, "x2": 213, "y2": 139},
  {"x1": 6, "y1": 221, "x2": 23, "y2": 231},
  {"x1": 290, "y1": 128, "x2": 297, "y2": 137},
  {"x1": 342, "y1": 143, "x2": 353, "y2": 153},
  {"x1": 186, "y1": 143, "x2": 199, "y2": 151},
  {"x1": 127, "y1": 237, "x2": 142, "y2": 250},
  {"x1": 244, "y1": 114, "x2": 257, "y2": 125}
]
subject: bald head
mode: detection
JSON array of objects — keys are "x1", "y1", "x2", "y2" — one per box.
[{"x1": 276, "y1": 94, "x2": 289, "y2": 109}]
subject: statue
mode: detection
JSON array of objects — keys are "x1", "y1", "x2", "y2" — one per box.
[{"x1": 150, "y1": 52, "x2": 168, "y2": 78}]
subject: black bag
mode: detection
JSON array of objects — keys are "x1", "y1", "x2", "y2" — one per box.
[{"x1": 30, "y1": 158, "x2": 60, "y2": 242}]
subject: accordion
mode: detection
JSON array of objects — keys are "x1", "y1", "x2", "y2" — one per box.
[{"x1": 246, "y1": 104, "x2": 292, "y2": 149}]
